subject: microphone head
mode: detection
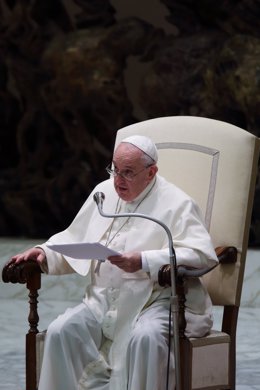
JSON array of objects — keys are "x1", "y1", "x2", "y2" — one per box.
[{"x1": 93, "y1": 192, "x2": 105, "y2": 205}]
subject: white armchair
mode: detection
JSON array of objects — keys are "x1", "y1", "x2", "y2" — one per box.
[
  {"x1": 116, "y1": 116, "x2": 260, "y2": 389},
  {"x1": 3, "y1": 116, "x2": 259, "y2": 390}
]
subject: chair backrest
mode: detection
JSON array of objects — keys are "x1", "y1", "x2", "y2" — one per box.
[{"x1": 115, "y1": 116, "x2": 260, "y2": 307}]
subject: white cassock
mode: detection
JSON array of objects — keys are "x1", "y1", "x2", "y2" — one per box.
[{"x1": 37, "y1": 175, "x2": 218, "y2": 390}]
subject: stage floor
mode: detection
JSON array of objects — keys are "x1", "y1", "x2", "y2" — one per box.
[{"x1": 1, "y1": 239, "x2": 259, "y2": 389}]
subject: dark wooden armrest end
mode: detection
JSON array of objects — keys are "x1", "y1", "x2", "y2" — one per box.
[
  {"x1": 2, "y1": 260, "x2": 42, "y2": 284},
  {"x1": 215, "y1": 246, "x2": 237, "y2": 264}
]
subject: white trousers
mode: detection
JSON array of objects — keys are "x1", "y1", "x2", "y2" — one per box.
[{"x1": 38, "y1": 300, "x2": 175, "y2": 390}]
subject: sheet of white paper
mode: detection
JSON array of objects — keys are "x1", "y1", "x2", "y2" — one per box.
[{"x1": 46, "y1": 242, "x2": 120, "y2": 261}]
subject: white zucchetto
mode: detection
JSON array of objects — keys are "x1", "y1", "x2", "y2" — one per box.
[{"x1": 121, "y1": 135, "x2": 158, "y2": 163}]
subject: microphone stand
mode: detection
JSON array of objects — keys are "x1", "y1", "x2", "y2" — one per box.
[{"x1": 94, "y1": 192, "x2": 182, "y2": 390}]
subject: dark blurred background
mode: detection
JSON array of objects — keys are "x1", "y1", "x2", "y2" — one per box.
[{"x1": 0, "y1": 0, "x2": 259, "y2": 244}]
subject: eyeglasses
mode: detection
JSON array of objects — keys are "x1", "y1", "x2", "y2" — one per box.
[{"x1": 106, "y1": 164, "x2": 153, "y2": 181}]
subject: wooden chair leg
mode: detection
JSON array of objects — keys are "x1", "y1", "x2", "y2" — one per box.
[
  {"x1": 26, "y1": 270, "x2": 41, "y2": 390},
  {"x1": 222, "y1": 305, "x2": 239, "y2": 390},
  {"x1": 180, "y1": 337, "x2": 192, "y2": 390},
  {"x1": 177, "y1": 273, "x2": 190, "y2": 390}
]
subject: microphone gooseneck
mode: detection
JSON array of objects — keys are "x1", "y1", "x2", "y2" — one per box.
[
  {"x1": 93, "y1": 192, "x2": 176, "y2": 271},
  {"x1": 93, "y1": 191, "x2": 181, "y2": 390}
]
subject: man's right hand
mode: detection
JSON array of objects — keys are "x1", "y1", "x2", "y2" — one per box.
[{"x1": 11, "y1": 247, "x2": 46, "y2": 265}]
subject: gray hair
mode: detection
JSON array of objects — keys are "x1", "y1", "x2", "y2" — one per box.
[{"x1": 140, "y1": 152, "x2": 156, "y2": 166}]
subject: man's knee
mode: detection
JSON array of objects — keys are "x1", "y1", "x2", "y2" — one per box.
[
  {"x1": 129, "y1": 321, "x2": 165, "y2": 350},
  {"x1": 46, "y1": 314, "x2": 72, "y2": 341}
]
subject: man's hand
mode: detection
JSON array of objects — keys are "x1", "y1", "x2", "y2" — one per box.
[
  {"x1": 11, "y1": 247, "x2": 46, "y2": 265},
  {"x1": 107, "y1": 251, "x2": 142, "y2": 273}
]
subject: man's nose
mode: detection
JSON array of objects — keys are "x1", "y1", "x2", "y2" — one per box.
[{"x1": 114, "y1": 173, "x2": 126, "y2": 183}]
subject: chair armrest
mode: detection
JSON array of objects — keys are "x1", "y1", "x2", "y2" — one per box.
[
  {"x1": 2, "y1": 259, "x2": 43, "y2": 390},
  {"x1": 158, "y1": 246, "x2": 238, "y2": 287},
  {"x1": 215, "y1": 246, "x2": 237, "y2": 264},
  {"x1": 2, "y1": 260, "x2": 42, "y2": 287},
  {"x1": 2, "y1": 259, "x2": 42, "y2": 333}
]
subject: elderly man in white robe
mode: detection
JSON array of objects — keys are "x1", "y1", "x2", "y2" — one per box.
[{"x1": 13, "y1": 135, "x2": 218, "y2": 390}]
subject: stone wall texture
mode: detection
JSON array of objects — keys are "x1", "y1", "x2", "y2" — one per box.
[{"x1": 0, "y1": 0, "x2": 259, "y2": 244}]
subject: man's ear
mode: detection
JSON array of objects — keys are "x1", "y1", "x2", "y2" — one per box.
[{"x1": 148, "y1": 165, "x2": 158, "y2": 179}]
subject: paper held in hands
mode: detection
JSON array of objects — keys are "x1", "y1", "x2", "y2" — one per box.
[{"x1": 46, "y1": 242, "x2": 120, "y2": 261}]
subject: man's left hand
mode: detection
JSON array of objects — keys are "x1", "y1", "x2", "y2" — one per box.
[{"x1": 107, "y1": 252, "x2": 142, "y2": 272}]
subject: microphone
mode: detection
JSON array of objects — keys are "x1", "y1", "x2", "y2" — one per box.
[
  {"x1": 93, "y1": 191, "x2": 181, "y2": 390},
  {"x1": 93, "y1": 192, "x2": 105, "y2": 209}
]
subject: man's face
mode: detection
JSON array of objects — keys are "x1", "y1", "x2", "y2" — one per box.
[{"x1": 112, "y1": 143, "x2": 157, "y2": 202}]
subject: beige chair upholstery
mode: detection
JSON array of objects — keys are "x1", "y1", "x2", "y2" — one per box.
[
  {"x1": 2, "y1": 116, "x2": 259, "y2": 390},
  {"x1": 115, "y1": 116, "x2": 260, "y2": 389}
]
